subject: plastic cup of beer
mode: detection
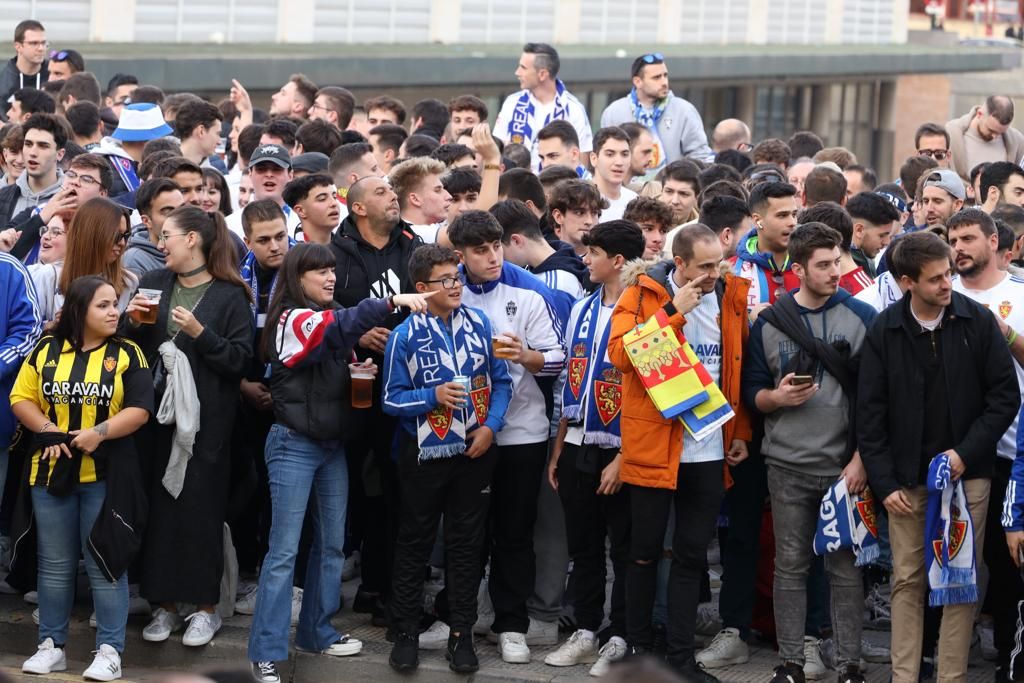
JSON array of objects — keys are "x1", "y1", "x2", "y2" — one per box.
[
  {"x1": 492, "y1": 334, "x2": 516, "y2": 359},
  {"x1": 132, "y1": 288, "x2": 162, "y2": 325},
  {"x1": 350, "y1": 363, "x2": 375, "y2": 409}
]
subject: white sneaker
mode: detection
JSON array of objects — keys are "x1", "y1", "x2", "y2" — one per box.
[
  {"x1": 590, "y1": 636, "x2": 628, "y2": 677},
  {"x1": 236, "y1": 579, "x2": 258, "y2": 599},
  {"x1": 544, "y1": 629, "x2": 598, "y2": 666},
  {"x1": 488, "y1": 616, "x2": 558, "y2": 645},
  {"x1": 418, "y1": 620, "x2": 450, "y2": 650},
  {"x1": 142, "y1": 607, "x2": 183, "y2": 642},
  {"x1": 24, "y1": 590, "x2": 38, "y2": 604},
  {"x1": 290, "y1": 587, "x2": 303, "y2": 626},
  {"x1": 83, "y1": 644, "x2": 122, "y2": 681},
  {"x1": 803, "y1": 637, "x2": 828, "y2": 681},
  {"x1": 298, "y1": 635, "x2": 362, "y2": 656},
  {"x1": 695, "y1": 602, "x2": 723, "y2": 636},
  {"x1": 342, "y1": 551, "x2": 360, "y2": 582},
  {"x1": 127, "y1": 585, "x2": 150, "y2": 615},
  {"x1": 497, "y1": 632, "x2": 531, "y2": 664},
  {"x1": 22, "y1": 638, "x2": 67, "y2": 674},
  {"x1": 696, "y1": 628, "x2": 750, "y2": 668},
  {"x1": 472, "y1": 579, "x2": 494, "y2": 636},
  {"x1": 182, "y1": 611, "x2": 222, "y2": 646},
  {"x1": 235, "y1": 584, "x2": 259, "y2": 615}
]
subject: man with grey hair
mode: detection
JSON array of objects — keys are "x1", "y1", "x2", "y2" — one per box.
[
  {"x1": 493, "y1": 43, "x2": 592, "y2": 172},
  {"x1": 946, "y1": 95, "x2": 1024, "y2": 180}
]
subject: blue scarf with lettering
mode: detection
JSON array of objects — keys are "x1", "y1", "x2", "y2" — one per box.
[
  {"x1": 406, "y1": 308, "x2": 492, "y2": 461},
  {"x1": 561, "y1": 289, "x2": 622, "y2": 449},
  {"x1": 506, "y1": 79, "x2": 571, "y2": 147},
  {"x1": 925, "y1": 453, "x2": 977, "y2": 606},
  {"x1": 813, "y1": 478, "x2": 880, "y2": 567}
]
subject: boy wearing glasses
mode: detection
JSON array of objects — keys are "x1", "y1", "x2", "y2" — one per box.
[
  {"x1": 0, "y1": 20, "x2": 49, "y2": 106},
  {"x1": 600, "y1": 52, "x2": 713, "y2": 166},
  {"x1": 383, "y1": 243, "x2": 513, "y2": 674}
]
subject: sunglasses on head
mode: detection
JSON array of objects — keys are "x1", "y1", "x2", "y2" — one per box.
[
  {"x1": 49, "y1": 50, "x2": 68, "y2": 61},
  {"x1": 632, "y1": 53, "x2": 665, "y2": 76}
]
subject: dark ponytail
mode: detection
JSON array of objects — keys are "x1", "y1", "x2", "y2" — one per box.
[{"x1": 166, "y1": 206, "x2": 251, "y2": 302}]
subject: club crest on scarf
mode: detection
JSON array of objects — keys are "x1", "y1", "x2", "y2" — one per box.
[
  {"x1": 470, "y1": 374, "x2": 490, "y2": 424},
  {"x1": 925, "y1": 453, "x2": 977, "y2": 606},
  {"x1": 568, "y1": 342, "x2": 588, "y2": 400},
  {"x1": 594, "y1": 367, "x2": 622, "y2": 426},
  {"x1": 426, "y1": 405, "x2": 453, "y2": 440},
  {"x1": 931, "y1": 502, "x2": 968, "y2": 565},
  {"x1": 813, "y1": 478, "x2": 879, "y2": 567}
]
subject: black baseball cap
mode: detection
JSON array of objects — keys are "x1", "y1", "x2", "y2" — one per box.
[{"x1": 249, "y1": 143, "x2": 291, "y2": 169}]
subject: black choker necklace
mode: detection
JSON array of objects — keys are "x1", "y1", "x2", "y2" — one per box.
[{"x1": 180, "y1": 264, "x2": 208, "y2": 277}]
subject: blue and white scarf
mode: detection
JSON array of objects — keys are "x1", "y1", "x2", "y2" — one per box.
[
  {"x1": 628, "y1": 87, "x2": 668, "y2": 130},
  {"x1": 239, "y1": 239, "x2": 295, "y2": 321},
  {"x1": 628, "y1": 88, "x2": 669, "y2": 172},
  {"x1": 506, "y1": 79, "x2": 571, "y2": 148},
  {"x1": 109, "y1": 155, "x2": 140, "y2": 193},
  {"x1": 813, "y1": 478, "x2": 880, "y2": 567},
  {"x1": 561, "y1": 289, "x2": 622, "y2": 449},
  {"x1": 925, "y1": 453, "x2": 978, "y2": 606},
  {"x1": 406, "y1": 308, "x2": 492, "y2": 461}
]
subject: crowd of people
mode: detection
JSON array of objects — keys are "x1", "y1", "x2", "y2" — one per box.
[{"x1": 3, "y1": 18, "x2": 1024, "y2": 683}]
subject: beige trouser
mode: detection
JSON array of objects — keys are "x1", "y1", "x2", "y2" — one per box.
[{"x1": 888, "y1": 478, "x2": 990, "y2": 683}]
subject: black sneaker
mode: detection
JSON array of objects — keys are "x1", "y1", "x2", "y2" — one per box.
[
  {"x1": 771, "y1": 662, "x2": 807, "y2": 683},
  {"x1": 389, "y1": 632, "x2": 418, "y2": 672},
  {"x1": 837, "y1": 664, "x2": 865, "y2": 683},
  {"x1": 251, "y1": 661, "x2": 280, "y2": 683},
  {"x1": 673, "y1": 656, "x2": 721, "y2": 683},
  {"x1": 446, "y1": 630, "x2": 479, "y2": 674}
]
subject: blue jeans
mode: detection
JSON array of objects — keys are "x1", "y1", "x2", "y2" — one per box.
[
  {"x1": 32, "y1": 482, "x2": 128, "y2": 652},
  {"x1": 248, "y1": 424, "x2": 349, "y2": 662}
]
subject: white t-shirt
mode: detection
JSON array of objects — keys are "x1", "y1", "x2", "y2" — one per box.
[
  {"x1": 601, "y1": 186, "x2": 638, "y2": 222},
  {"x1": 953, "y1": 271, "x2": 1024, "y2": 460},
  {"x1": 668, "y1": 271, "x2": 725, "y2": 463},
  {"x1": 854, "y1": 271, "x2": 904, "y2": 313},
  {"x1": 408, "y1": 222, "x2": 445, "y2": 244}
]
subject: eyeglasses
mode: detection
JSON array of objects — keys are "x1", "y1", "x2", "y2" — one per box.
[
  {"x1": 309, "y1": 102, "x2": 329, "y2": 112},
  {"x1": 116, "y1": 229, "x2": 132, "y2": 244},
  {"x1": 917, "y1": 149, "x2": 949, "y2": 161},
  {"x1": 64, "y1": 169, "x2": 100, "y2": 186},
  {"x1": 19, "y1": 40, "x2": 48, "y2": 48},
  {"x1": 424, "y1": 276, "x2": 464, "y2": 290},
  {"x1": 737, "y1": 142, "x2": 753, "y2": 153},
  {"x1": 39, "y1": 225, "x2": 64, "y2": 238},
  {"x1": 49, "y1": 50, "x2": 67, "y2": 61},
  {"x1": 158, "y1": 232, "x2": 190, "y2": 244}
]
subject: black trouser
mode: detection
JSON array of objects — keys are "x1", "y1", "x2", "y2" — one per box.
[
  {"x1": 556, "y1": 443, "x2": 630, "y2": 638},
  {"x1": 985, "y1": 457, "x2": 1024, "y2": 671},
  {"x1": 348, "y1": 406, "x2": 401, "y2": 597},
  {"x1": 488, "y1": 441, "x2": 548, "y2": 634},
  {"x1": 719, "y1": 437, "x2": 767, "y2": 640},
  {"x1": 390, "y1": 433, "x2": 497, "y2": 635},
  {"x1": 627, "y1": 460, "x2": 724, "y2": 663}
]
